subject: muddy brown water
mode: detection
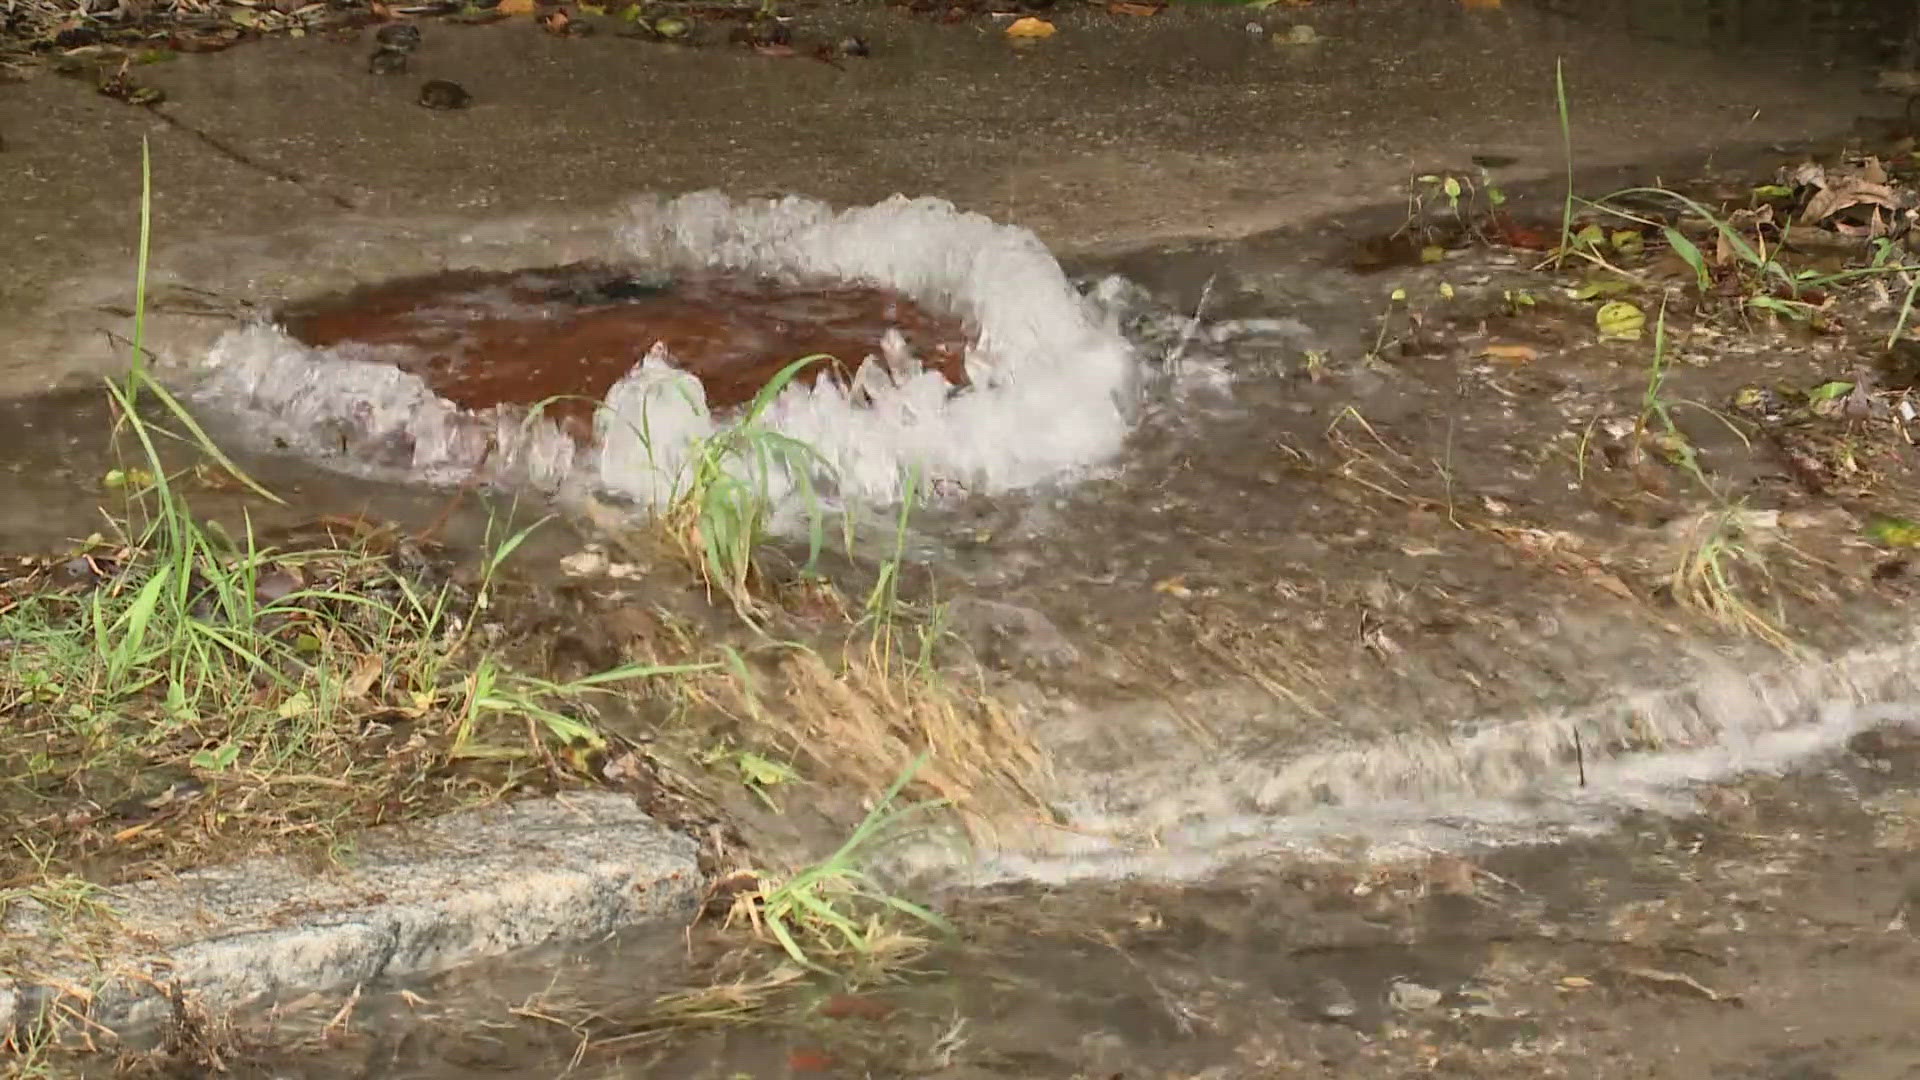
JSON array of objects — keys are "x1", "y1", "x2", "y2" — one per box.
[{"x1": 277, "y1": 266, "x2": 972, "y2": 437}]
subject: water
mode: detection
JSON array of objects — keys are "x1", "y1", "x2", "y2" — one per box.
[{"x1": 189, "y1": 193, "x2": 1141, "y2": 516}]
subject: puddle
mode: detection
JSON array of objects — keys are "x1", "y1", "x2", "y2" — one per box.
[{"x1": 189, "y1": 193, "x2": 1140, "y2": 514}]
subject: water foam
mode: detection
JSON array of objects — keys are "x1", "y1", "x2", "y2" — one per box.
[
  {"x1": 911, "y1": 636, "x2": 1920, "y2": 887},
  {"x1": 188, "y1": 193, "x2": 1140, "y2": 514}
]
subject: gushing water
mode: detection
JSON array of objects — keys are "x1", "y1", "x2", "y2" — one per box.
[{"x1": 189, "y1": 193, "x2": 1140, "y2": 515}]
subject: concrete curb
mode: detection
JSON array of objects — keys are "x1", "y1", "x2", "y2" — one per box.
[{"x1": 0, "y1": 791, "x2": 702, "y2": 1042}]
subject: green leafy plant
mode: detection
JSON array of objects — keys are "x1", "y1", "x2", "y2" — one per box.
[
  {"x1": 661, "y1": 355, "x2": 833, "y2": 621},
  {"x1": 736, "y1": 753, "x2": 953, "y2": 974}
]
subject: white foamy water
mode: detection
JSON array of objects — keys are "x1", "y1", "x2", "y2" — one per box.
[
  {"x1": 189, "y1": 193, "x2": 1141, "y2": 514},
  {"x1": 912, "y1": 640, "x2": 1920, "y2": 887}
]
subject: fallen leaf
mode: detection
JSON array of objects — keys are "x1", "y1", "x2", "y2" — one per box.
[
  {"x1": 497, "y1": 0, "x2": 535, "y2": 15},
  {"x1": 1005, "y1": 15, "x2": 1055, "y2": 37},
  {"x1": 602, "y1": 750, "x2": 647, "y2": 785},
  {"x1": 1615, "y1": 965, "x2": 1739, "y2": 1003},
  {"x1": 1482, "y1": 342, "x2": 1538, "y2": 363},
  {"x1": 1803, "y1": 177, "x2": 1898, "y2": 225},
  {"x1": 344, "y1": 655, "x2": 383, "y2": 700},
  {"x1": 1107, "y1": 0, "x2": 1162, "y2": 14},
  {"x1": 1558, "y1": 975, "x2": 1594, "y2": 989},
  {"x1": 1596, "y1": 300, "x2": 1645, "y2": 341}
]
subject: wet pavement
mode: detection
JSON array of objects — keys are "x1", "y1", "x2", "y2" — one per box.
[{"x1": 0, "y1": 0, "x2": 1902, "y2": 396}]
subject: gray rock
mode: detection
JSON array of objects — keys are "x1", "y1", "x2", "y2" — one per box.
[{"x1": 1, "y1": 792, "x2": 700, "y2": 1043}]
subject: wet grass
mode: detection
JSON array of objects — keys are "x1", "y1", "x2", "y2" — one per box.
[
  {"x1": 0, "y1": 141, "x2": 1030, "y2": 1071},
  {"x1": 727, "y1": 754, "x2": 953, "y2": 975},
  {"x1": 0, "y1": 143, "x2": 714, "y2": 916}
]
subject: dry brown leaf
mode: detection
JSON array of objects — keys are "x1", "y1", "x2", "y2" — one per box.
[
  {"x1": 1005, "y1": 15, "x2": 1056, "y2": 37},
  {"x1": 497, "y1": 0, "x2": 535, "y2": 16},
  {"x1": 1803, "y1": 178, "x2": 1898, "y2": 224},
  {"x1": 1481, "y1": 342, "x2": 1539, "y2": 363},
  {"x1": 344, "y1": 654, "x2": 383, "y2": 700}
]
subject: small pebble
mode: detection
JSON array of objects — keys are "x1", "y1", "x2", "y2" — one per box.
[
  {"x1": 417, "y1": 79, "x2": 471, "y2": 110},
  {"x1": 375, "y1": 22, "x2": 422, "y2": 50},
  {"x1": 368, "y1": 47, "x2": 408, "y2": 75}
]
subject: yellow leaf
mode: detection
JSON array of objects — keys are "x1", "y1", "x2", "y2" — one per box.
[
  {"x1": 1005, "y1": 16, "x2": 1055, "y2": 38},
  {"x1": 498, "y1": 0, "x2": 535, "y2": 15},
  {"x1": 1595, "y1": 300, "x2": 1646, "y2": 341}
]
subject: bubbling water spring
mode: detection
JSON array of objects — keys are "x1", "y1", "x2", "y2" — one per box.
[{"x1": 189, "y1": 192, "x2": 1141, "y2": 516}]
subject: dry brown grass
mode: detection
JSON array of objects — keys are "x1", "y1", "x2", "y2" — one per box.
[{"x1": 728, "y1": 645, "x2": 1052, "y2": 843}]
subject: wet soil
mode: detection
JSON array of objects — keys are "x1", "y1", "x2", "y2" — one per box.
[{"x1": 278, "y1": 265, "x2": 972, "y2": 434}]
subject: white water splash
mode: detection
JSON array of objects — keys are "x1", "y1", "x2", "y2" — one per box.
[
  {"x1": 890, "y1": 639, "x2": 1920, "y2": 888},
  {"x1": 188, "y1": 193, "x2": 1141, "y2": 514}
]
